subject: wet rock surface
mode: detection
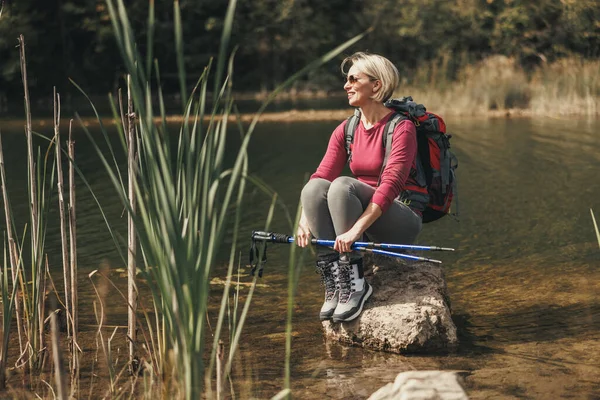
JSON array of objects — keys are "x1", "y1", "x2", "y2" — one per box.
[
  {"x1": 367, "y1": 371, "x2": 469, "y2": 400},
  {"x1": 322, "y1": 255, "x2": 458, "y2": 353}
]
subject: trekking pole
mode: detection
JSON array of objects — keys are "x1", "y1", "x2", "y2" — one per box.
[
  {"x1": 250, "y1": 231, "x2": 452, "y2": 267},
  {"x1": 250, "y1": 231, "x2": 454, "y2": 252},
  {"x1": 305, "y1": 239, "x2": 454, "y2": 252},
  {"x1": 353, "y1": 247, "x2": 442, "y2": 264}
]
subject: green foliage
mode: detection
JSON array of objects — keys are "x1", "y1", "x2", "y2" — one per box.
[
  {"x1": 365, "y1": 0, "x2": 485, "y2": 72},
  {"x1": 0, "y1": 2, "x2": 36, "y2": 85},
  {"x1": 0, "y1": 0, "x2": 598, "y2": 97}
]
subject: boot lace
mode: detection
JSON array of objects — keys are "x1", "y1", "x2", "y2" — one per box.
[
  {"x1": 337, "y1": 263, "x2": 356, "y2": 303},
  {"x1": 316, "y1": 259, "x2": 338, "y2": 300}
]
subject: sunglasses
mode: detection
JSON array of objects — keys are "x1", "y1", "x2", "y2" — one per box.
[{"x1": 345, "y1": 74, "x2": 377, "y2": 84}]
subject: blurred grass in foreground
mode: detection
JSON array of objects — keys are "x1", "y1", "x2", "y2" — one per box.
[{"x1": 74, "y1": 0, "x2": 368, "y2": 398}]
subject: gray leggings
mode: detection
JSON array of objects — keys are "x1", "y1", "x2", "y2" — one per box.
[{"x1": 301, "y1": 177, "x2": 422, "y2": 256}]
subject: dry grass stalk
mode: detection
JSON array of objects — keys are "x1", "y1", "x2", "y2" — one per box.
[
  {"x1": 216, "y1": 340, "x2": 224, "y2": 400},
  {"x1": 50, "y1": 293, "x2": 67, "y2": 399},
  {"x1": 54, "y1": 89, "x2": 71, "y2": 339},
  {"x1": 68, "y1": 121, "x2": 79, "y2": 374},
  {"x1": 39, "y1": 257, "x2": 49, "y2": 369},
  {"x1": 127, "y1": 75, "x2": 138, "y2": 364},
  {"x1": 19, "y1": 33, "x2": 47, "y2": 374},
  {"x1": 18, "y1": 36, "x2": 37, "y2": 251}
]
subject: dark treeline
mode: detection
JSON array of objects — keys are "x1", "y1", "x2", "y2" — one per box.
[{"x1": 1, "y1": 0, "x2": 599, "y2": 98}]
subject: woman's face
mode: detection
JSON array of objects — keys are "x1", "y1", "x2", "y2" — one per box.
[{"x1": 344, "y1": 65, "x2": 378, "y2": 107}]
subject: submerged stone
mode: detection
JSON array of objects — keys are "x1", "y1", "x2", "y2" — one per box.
[
  {"x1": 368, "y1": 371, "x2": 468, "y2": 400},
  {"x1": 322, "y1": 255, "x2": 458, "y2": 353}
]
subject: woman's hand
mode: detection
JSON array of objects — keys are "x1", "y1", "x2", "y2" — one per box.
[
  {"x1": 334, "y1": 203, "x2": 382, "y2": 253},
  {"x1": 334, "y1": 228, "x2": 362, "y2": 253},
  {"x1": 296, "y1": 220, "x2": 312, "y2": 247}
]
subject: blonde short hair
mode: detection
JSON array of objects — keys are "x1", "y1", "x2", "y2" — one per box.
[{"x1": 341, "y1": 52, "x2": 399, "y2": 102}]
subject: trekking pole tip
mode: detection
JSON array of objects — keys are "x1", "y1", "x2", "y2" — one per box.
[{"x1": 430, "y1": 246, "x2": 455, "y2": 251}]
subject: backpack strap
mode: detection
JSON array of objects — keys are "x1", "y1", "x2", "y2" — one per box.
[
  {"x1": 449, "y1": 151, "x2": 459, "y2": 219},
  {"x1": 377, "y1": 113, "x2": 406, "y2": 185},
  {"x1": 440, "y1": 135, "x2": 451, "y2": 194},
  {"x1": 344, "y1": 108, "x2": 361, "y2": 162}
]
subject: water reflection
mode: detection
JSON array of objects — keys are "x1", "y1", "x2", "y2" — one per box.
[
  {"x1": 0, "y1": 116, "x2": 599, "y2": 398},
  {"x1": 239, "y1": 116, "x2": 600, "y2": 399}
]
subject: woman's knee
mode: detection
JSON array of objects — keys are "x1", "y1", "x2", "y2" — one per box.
[
  {"x1": 328, "y1": 176, "x2": 355, "y2": 197},
  {"x1": 301, "y1": 178, "x2": 330, "y2": 205}
]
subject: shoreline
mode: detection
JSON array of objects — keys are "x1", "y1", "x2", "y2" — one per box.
[{"x1": 2, "y1": 107, "x2": 598, "y2": 129}]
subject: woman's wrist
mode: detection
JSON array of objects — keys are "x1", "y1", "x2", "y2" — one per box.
[{"x1": 349, "y1": 225, "x2": 364, "y2": 239}]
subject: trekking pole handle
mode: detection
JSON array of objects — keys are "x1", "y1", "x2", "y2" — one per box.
[{"x1": 251, "y1": 231, "x2": 292, "y2": 244}]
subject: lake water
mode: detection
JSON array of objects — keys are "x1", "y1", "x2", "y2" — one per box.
[{"x1": 0, "y1": 114, "x2": 599, "y2": 399}]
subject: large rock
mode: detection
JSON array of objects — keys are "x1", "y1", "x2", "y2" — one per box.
[
  {"x1": 322, "y1": 255, "x2": 458, "y2": 353},
  {"x1": 368, "y1": 371, "x2": 469, "y2": 400}
]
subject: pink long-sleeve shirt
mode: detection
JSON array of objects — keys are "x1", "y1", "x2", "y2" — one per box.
[{"x1": 310, "y1": 112, "x2": 418, "y2": 213}]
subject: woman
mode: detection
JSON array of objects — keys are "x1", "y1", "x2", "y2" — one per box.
[{"x1": 296, "y1": 52, "x2": 424, "y2": 323}]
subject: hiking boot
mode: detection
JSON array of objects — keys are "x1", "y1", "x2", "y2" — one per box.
[
  {"x1": 315, "y1": 254, "x2": 340, "y2": 321},
  {"x1": 332, "y1": 256, "x2": 372, "y2": 323}
]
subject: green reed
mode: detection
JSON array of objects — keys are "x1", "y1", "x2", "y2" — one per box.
[{"x1": 70, "y1": 0, "x2": 368, "y2": 398}]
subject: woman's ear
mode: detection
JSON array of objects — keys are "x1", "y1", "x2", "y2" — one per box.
[{"x1": 372, "y1": 80, "x2": 381, "y2": 92}]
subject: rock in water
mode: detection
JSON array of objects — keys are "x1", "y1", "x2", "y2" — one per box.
[
  {"x1": 368, "y1": 371, "x2": 468, "y2": 400},
  {"x1": 322, "y1": 256, "x2": 458, "y2": 353}
]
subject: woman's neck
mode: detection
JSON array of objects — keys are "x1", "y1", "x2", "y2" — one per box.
[{"x1": 359, "y1": 101, "x2": 392, "y2": 129}]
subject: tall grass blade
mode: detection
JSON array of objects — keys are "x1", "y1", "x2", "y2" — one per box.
[
  {"x1": 0, "y1": 242, "x2": 12, "y2": 390},
  {"x1": 145, "y1": 0, "x2": 155, "y2": 77},
  {"x1": 243, "y1": 174, "x2": 294, "y2": 228},
  {"x1": 213, "y1": 0, "x2": 237, "y2": 102},
  {"x1": 284, "y1": 201, "x2": 305, "y2": 394},
  {"x1": 219, "y1": 191, "x2": 277, "y2": 397},
  {"x1": 174, "y1": 0, "x2": 187, "y2": 108},
  {"x1": 65, "y1": 123, "x2": 79, "y2": 378},
  {"x1": 591, "y1": 209, "x2": 600, "y2": 249},
  {"x1": 245, "y1": 27, "x2": 371, "y2": 135},
  {"x1": 0, "y1": 132, "x2": 25, "y2": 368},
  {"x1": 0, "y1": 189, "x2": 24, "y2": 389}
]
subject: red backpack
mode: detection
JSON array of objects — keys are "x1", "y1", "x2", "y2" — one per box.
[{"x1": 344, "y1": 96, "x2": 458, "y2": 223}]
